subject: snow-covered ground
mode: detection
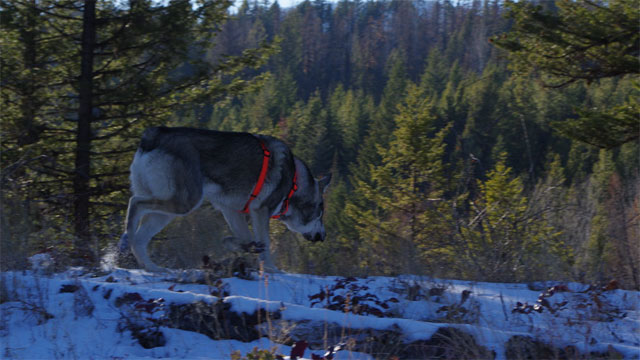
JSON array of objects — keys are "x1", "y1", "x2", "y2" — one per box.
[{"x1": 1, "y1": 261, "x2": 639, "y2": 359}]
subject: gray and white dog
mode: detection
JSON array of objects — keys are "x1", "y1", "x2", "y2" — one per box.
[{"x1": 118, "y1": 126, "x2": 330, "y2": 272}]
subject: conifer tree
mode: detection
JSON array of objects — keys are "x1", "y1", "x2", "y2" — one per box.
[
  {"x1": 580, "y1": 148, "x2": 640, "y2": 289},
  {"x1": 460, "y1": 63, "x2": 504, "y2": 170},
  {"x1": 451, "y1": 153, "x2": 568, "y2": 282},
  {"x1": 584, "y1": 149, "x2": 616, "y2": 283},
  {"x1": 284, "y1": 93, "x2": 330, "y2": 174},
  {"x1": 343, "y1": 51, "x2": 410, "y2": 272},
  {"x1": 421, "y1": 49, "x2": 454, "y2": 98},
  {"x1": 1, "y1": 0, "x2": 277, "y2": 258},
  {"x1": 329, "y1": 86, "x2": 371, "y2": 177},
  {"x1": 527, "y1": 153, "x2": 574, "y2": 279},
  {"x1": 348, "y1": 84, "x2": 450, "y2": 274},
  {"x1": 491, "y1": 74, "x2": 548, "y2": 180},
  {"x1": 350, "y1": 50, "x2": 408, "y2": 181},
  {"x1": 491, "y1": 0, "x2": 639, "y2": 148}
]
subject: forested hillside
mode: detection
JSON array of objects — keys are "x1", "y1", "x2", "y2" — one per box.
[{"x1": 2, "y1": 0, "x2": 638, "y2": 289}]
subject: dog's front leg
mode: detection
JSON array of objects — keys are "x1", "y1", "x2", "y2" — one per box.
[
  {"x1": 249, "y1": 208, "x2": 281, "y2": 273},
  {"x1": 221, "y1": 209, "x2": 253, "y2": 242}
]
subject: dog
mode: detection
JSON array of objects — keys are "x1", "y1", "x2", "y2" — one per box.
[{"x1": 118, "y1": 126, "x2": 331, "y2": 273}]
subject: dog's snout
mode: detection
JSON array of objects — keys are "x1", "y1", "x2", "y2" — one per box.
[{"x1": 304, "y1": 232, "x2": 325, "y2": 242}]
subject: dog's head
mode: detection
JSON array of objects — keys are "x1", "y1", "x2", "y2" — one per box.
[{"x1": 280, "y1": 160, "x2": 331, "y2": 242}]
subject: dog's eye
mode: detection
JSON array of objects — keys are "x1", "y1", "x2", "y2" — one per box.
[{"x1": 302, "y1": 203, "x2": 315, "y2": 222}]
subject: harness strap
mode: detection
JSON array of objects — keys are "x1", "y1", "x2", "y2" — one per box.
[
  {"x1": 240, "y1": 140, "x2": 271, "y2": 214},
  {"x1": 271, "y1": 172, "x2": 297, "y2": 219},
  {"x1": 240, "y1": 139, "x2": 298, "y2": 218}
]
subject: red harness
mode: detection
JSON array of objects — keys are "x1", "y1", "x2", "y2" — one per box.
[
  {"x1": 271, "y1": 172, "x2": 298, "y2": 219},
  {"x1": 240, "y1": 139, "x2": 298, "y2": 219}
]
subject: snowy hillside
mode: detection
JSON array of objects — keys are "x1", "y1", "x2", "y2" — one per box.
[{"x1": 1, "y1": 263, "x2": 639, "y2": 359}]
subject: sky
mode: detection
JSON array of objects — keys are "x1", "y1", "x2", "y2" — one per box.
[
  {"x1": 233, "y1": 0, "x2": 336, "y2": 11},
  {"x1": 274, "y1": 0, "x2": 306, "y2": 8}
]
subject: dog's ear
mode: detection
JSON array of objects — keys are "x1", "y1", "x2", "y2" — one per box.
[{"x1": 318, "y1": 173, "x2": 332, "y2": 194}]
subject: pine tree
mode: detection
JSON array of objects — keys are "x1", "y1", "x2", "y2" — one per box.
[
  {"x1": 343, "y1": 51, "x2": 410, "y2": 272},
  {"x1": 1, "y1": 0, "x2": 277, "y2": 259},
  {"x1": 527, "y1": 153, "x2": 575, "y2": 279},
  {"x1": 491, "y1": 74, "x2": 549, "y2": 181},
  {"x1": 350, "y1": 49, "x2": 408, "y2": 181},
  {"x1": 472, "y1": 155, "x2": 528, "y2": 280},
  {"x1": 491, "y1": 0, "x2": 639, "y2": 148},
  {"x1": 283, "y1": 92, "x2": 330, "y2": 174},
  {"x1": 420, "y1": 48, "x2": 452, "y2": 98},
  {"x1": 460, "y1": 63, "x2": 504, "y2": 171},
  {"x1": 348, "y1": 83, "x2": 450, "y2": 275},
  {"x1": 350, "y1": 5, "x2": 386, "y2": 95},
  {"x1": 584, "y1": 149, "x2": 616, "y2": 283},
  {"x1": 579, "y1": 148, "x2": 640, "y2": 289},
  {"x1": 453, "y1": 153, "x2": 566, "y2": 282},
  {"x1": 329, "y1": 87, "x2": 370, "y2": 177}
]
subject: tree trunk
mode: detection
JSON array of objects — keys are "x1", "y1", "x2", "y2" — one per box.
[
  {"x1": 19, "y1": 0, "x2": 38, "y2": 146},
  {"x1": 73, "y1": 0, "x2": 96, "y2": 258}
]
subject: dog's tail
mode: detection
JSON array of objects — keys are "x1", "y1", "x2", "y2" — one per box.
[{"x1": 138, "y1": 126, "x2": 165, "y2": 152}]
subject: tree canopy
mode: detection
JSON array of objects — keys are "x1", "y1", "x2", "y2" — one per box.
[
  {"x1": 1, "y1": 0, "x2": 277, "y2": 258},
  {"x1": 491, "y1": 0, "x2": 639, "y2": 148}
]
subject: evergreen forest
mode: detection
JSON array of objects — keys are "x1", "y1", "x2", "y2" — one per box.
[{"x1": 2, "y1": 0, "x2": 638, "y2": 289}]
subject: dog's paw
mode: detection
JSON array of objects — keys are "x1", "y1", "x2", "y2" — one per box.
[
  {"x1": 144, "y1": 264, "x2": 171, "y2": 274},
  {"x1": 240, "y1": 241, "x2": 265, "y2": 254},
  {"x1": 222, "y1": 236, "x2": 242, "y2": 252},
  {"x1": 260, "y1": 262, "x2": 285, "y2": 274}
]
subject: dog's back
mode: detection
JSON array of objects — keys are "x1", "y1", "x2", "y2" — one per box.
[{"x1": 133, "y1": 127, "x2": 266, "y2": 195}]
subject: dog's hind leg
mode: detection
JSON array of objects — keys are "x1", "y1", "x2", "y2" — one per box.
[
  {"x1": 122, "y1": 196, "x2": 202, "y2": 272},
  {"x1": 120, "y1": 195, "x2": 149, "y2": 247},
  {"x1": 119, "y1": 195, "x2": 150, "y2": 252},
  {"x1": 130, "y1": 213, "x2": 175, "y2": 272}
]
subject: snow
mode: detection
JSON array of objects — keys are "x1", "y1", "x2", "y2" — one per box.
[{"x1": 1, "y1": 268, "x2": 639, "y2": 359}]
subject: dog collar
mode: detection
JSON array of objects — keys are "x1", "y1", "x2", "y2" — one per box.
[
  {"x1": 271, "y1": 171, "x2": 297, "y2": 219},
  {"x1": 240, "y1": 139, "x2": 298, "y2": 219}
]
